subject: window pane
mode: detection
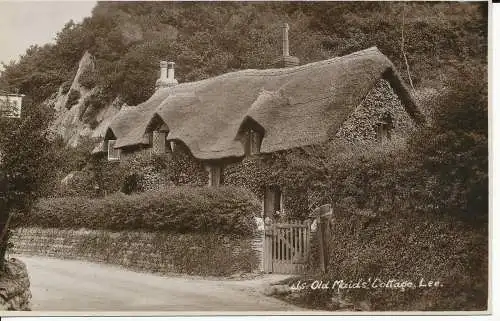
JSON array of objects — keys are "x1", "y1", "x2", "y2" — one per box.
[
  {"x1": 152, "y1": 131, "x2": 166, "y2": 154},
  {"x1": 209, "y1": 165, "x2": 222, "y2": 187},
  {"x1": 107, "y1": 140, "x2": 120, "y2": 160},
  {"x1": 244, "y1": 131, "x2": 251, "y2": 155},
  {"x1": 249, "y1": 130, "x2": 262, "y2": 155}
]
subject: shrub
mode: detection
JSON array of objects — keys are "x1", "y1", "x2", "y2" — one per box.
[
  {"x1": 297, "y1": 209, "x2": 488, "y2": 311},
  {"x1": 60, "y1": 80, "x2": 72, "y2": 94},
  {"x1": 120, "y1": 173, "x2": 139, "y2": 194},
  {"x1": 65, "y1": 89, "x2": 80, "y2": 110},
  {"x1": 66, "y1": 144, "x2": 208, "y2": 198},
  {"x1": 13, "y1": 186, "x2": 260, "y2": 236},
  {"x1": 81, "y1": 93, "x2": 105, "y2": 124},
  {"x1": 79, "y1": 68, "x2": 98, "y2": 89}
]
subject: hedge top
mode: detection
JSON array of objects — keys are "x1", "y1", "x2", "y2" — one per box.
[
  {"x1": 96, "y1": 47, "x2": 424, "y2": 160},
  {"x1": 16, "y1": 186, "x2": 260, "y2": 236}
]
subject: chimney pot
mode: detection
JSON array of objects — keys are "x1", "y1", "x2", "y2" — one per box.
[
  {"x1": 160, "y1": 61, "x2": 168, "y2": 81},
  {"x1": 156, "y1": 60, "x2": 178, "y2": 90},
  {"x1": 272, "y1": 23, "x2": 299, "y2": 68},
  {"x1": 167, "y1": 62, "x2": 175, "y2": 80}
]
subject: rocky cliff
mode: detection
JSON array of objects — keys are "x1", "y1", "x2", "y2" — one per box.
[{"x1": 48, "y1": 52, "x2": 121, "y2": 147}]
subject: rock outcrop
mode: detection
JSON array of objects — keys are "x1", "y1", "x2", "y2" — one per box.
[
  {"x1": 48, "y1": 51, "x2": 121, "y2": 147},
  {"x1": 0, "y1": 258, "x2": 32, "y2": 311}
]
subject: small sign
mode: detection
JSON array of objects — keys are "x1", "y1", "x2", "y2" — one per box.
[{"x1": 0, "y1": 93, "x2": 24, "y2": 118}]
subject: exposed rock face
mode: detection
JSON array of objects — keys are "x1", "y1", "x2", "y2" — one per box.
[
  {"x1": 48, "y1": 51, "x2": 121, "y2": 147},
  {"x1": 0, "y1": 258, "x2": 32, "y2": 311}
]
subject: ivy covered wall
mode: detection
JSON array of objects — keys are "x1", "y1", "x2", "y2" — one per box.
[
  {"x1": 60, "y1": 142, "x2": 208, "y2": 197},
  {"x1": 335, "y1": 78, "x2": 418, "y2": 144}
]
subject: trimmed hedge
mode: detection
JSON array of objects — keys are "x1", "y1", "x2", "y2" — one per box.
[{"x1": 13, "y1": 186, "x2": 260, "y2": 236}]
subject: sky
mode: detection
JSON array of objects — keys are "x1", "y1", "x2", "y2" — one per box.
[{"x1": 0, "y1": 0, "x2": 96, "y2": 66}]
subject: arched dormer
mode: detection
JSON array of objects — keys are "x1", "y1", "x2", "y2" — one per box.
[
  {"x1": 237, "y1": 116, "x2": 265, "y2": 157},
  {"x1": 145, "y1": 113, "x2": 170, "y2": 155}
]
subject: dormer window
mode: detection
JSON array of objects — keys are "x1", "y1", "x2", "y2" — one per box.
[
  {"x1": 107, "y1": 139, "x2": 120, "y2": 161},
  {"x1": 238, "y1": 117, "x2": 265, "y2": 157},
  {"x1": 152, "y1": 131, "x2": 169, "y2": 155},
  {"x1": 375, "y1": 122, "x2": 390, "y2": 143},
  {"x1": 146, "y1": 115, "x2": 170, "y2": 155},
  {"x1": 245, "y1": 129, "x2": 263, "y2": 156},
  {"x1": 103, "y1": 128, "x2": 119, "y2": 161},
  {"x1": 144, "y1": 132, "x2": 153, "y2": 146},
  {"x1": 375, "y1": 113, "x2": 393, "y2": 143}
]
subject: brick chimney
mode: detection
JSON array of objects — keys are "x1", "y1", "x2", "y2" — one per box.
[
  {"x1": 156, "y1": 61, "x2": 178, "y2": 90},
  {"x1": 272, "y1": 23, "x2": 299, "y2": 68}
]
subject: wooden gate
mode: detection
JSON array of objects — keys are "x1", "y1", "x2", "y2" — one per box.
[{"x1": 263, "y1": 219, "x2": 311, "y2": 274}]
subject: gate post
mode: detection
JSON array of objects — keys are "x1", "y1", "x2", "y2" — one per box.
[
  {"x1": 312, "y1": 204, "x2": 332, "y2": 273},
  {"x1": 318, "y1": 216, "x2": 325, "y2": 273},
  {"x1": 263, "y1": 217, "x2": 273, "y2": 273}
]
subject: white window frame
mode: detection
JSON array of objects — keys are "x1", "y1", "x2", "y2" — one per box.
[
  {"x1": 207, "y1": 164, "x2": 224, "y2": 187},
  {"x1": 245, "y1": 129, "x2": 262, "y2": 156},
  {"x1": 107, "y1": 139, "x2": 121, "y2": 161}
]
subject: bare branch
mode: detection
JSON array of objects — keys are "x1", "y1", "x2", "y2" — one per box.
[{"x1": 401, "y1": 3, "x2": 415, "y2": 92}]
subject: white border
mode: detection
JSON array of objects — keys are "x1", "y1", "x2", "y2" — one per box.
[{"x1": 2, "y1": 1, "x2": 497, "y2": 320}]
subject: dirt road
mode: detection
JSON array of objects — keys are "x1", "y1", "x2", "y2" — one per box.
[{"x1": 18, "y1": 256, "x2": 303, "y2": 312}]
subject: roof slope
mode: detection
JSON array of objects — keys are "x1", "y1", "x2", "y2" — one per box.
[{"x1": 103, "y1": 47, "x2": 423, "y2": 160}]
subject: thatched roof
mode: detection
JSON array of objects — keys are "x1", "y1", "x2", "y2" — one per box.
[{"x1": 97, "y1": 47, "x2": 424, "y2": 159}]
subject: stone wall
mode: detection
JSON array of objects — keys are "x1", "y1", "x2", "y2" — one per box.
[
  {"x1": 252, "y1": 230, "x2": 264, "y2": 271},
  {"x1": 10, "y1": 228, "x2": 261, "y2": 276},
  {"x1": 0, "y1": 258, "x2": 31, "y2": 311}
]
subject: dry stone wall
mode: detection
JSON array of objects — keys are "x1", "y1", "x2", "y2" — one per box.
[{"x1": 10, "y1": 228, "x2": 261, "y2": 277}]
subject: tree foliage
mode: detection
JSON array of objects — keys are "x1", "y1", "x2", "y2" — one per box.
[
  {"x1": 0, "y1": 99, "x2": 60, "y2": 267},
  {"x1": 0, "y1": 2, "x2": 487, "y2": 108}
]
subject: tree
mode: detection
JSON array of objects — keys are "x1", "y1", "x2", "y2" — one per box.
[{"x1": 0, "y1": 97, "x2": 58, "y2": 269}]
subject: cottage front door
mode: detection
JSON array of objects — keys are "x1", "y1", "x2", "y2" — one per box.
[{"x1": 263, "y1": 186, "x2": 282, "y2": 218}]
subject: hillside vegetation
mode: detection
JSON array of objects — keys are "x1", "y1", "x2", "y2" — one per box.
[{"x1": 0, "y1": 2, "x2": 487, "y2": 110}]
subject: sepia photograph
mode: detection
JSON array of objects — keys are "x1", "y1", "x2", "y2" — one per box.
[{"x1": 0, "y1": 0, "x2": 489, "y2": 316}]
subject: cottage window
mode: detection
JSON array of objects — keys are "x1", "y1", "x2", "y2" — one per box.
[
  {"x1": 144, "y1": 132, "x2": 153, "y2": 145},
  {"x1": 152, "y1": 130, "x2": 169, "y2": 155},
  {"x1": 375, "y1": 122, "x2": 391, "y2": 143},
  {"x1": 107, "y1": 140, "x2": 120, "y2": 161},
  {"x1": 207, "y1": 164, "x2": 224, "y2": 187},
  {"x1": 245, "y1": 129, "x2": 262, "y2": 156}
]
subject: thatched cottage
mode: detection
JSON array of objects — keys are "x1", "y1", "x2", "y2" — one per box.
[{"x1": 92, "y1": 24, "x2": 425, "y2": 218}]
